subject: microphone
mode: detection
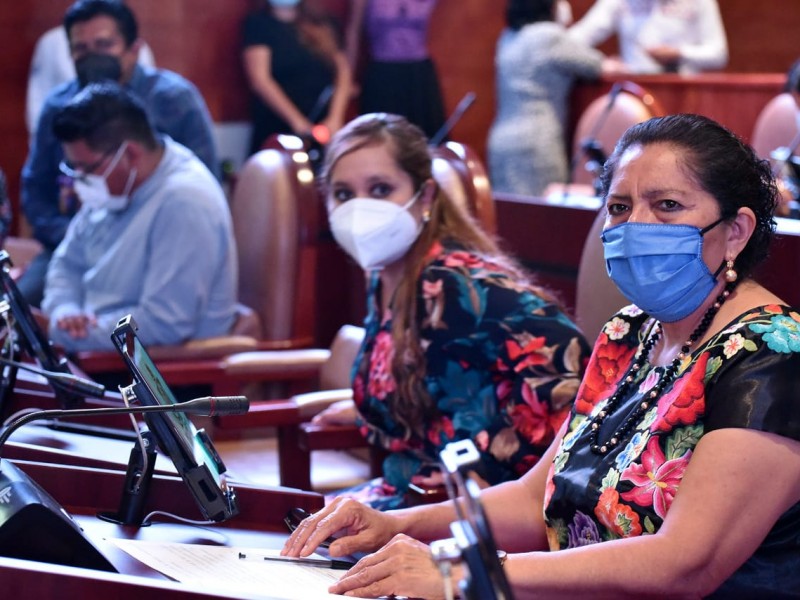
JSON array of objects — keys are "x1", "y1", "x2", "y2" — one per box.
[
  {"x1": 307, "y1": 84, "x2": 334, "y2": 124},
  {"x1": 0, "y1": 355, "x2": 106, "y2": 399},
  {"x1": 430, "y1": 91, "x2": 477, "y2": 146},
  {"x1": 770, "y1": 130, "x2": 800, "y2": 169},
  {"x1": 0, "y1": 395, "x2": 249, "y2": 456}
]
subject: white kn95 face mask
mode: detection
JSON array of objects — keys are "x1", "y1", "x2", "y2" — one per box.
[{"x1": 328, "y1": 191, "x2": 423, "y2": 271}]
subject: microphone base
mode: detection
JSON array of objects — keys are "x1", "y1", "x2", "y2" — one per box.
[
  {"x1": 0, "y1": 460, "x2": 116, "y2": 572},
  {"x1": 97, "y1": 431, "x2": 157, "y2": 527}
]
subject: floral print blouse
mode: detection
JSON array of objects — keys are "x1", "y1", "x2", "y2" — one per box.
[
  {"x1": 352, "y1": 241, "x2": 590, "y2": 496},
  {"x1": 544, "y1": 304, "x2": 800, "y2": 596}
]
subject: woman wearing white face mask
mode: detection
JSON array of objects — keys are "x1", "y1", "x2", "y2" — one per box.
[{"x1": 318, "y1": 113, "x2": 591, "y2": 509}]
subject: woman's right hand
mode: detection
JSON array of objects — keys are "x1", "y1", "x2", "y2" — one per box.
[{"x1": 281, "y1": 497, "x2": 401, "y2": 558}]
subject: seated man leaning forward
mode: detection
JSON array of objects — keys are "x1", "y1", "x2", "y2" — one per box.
[{"x1": 41, "y1": 82, "x2": 237, "y2": 352}]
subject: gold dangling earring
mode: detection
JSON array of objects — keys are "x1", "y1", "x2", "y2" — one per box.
[{"x1": 724, "y1": 259, "x2": 738, "y2": 283}]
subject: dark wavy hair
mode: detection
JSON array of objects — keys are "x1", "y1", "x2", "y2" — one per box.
[
  {"x1": 599, "y1": 113, "x2": 778, "y2": 279},
  {"x1": 64, "y1": 0, "x2": 139, "y2": 47},
  {"x1": 53, "y1": 81, "x2": 158, "y2": 153}
]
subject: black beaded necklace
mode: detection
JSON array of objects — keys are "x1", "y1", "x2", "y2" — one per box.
[{"x1": 588, "y1": 282, "x2": 737, "y2": 455}]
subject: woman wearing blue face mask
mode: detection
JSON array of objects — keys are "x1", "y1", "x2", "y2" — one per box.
[
  {"x1": 316, "y1": 112, "x2": 591, "y2": 510},
  {"x1": 283, "y1": 114, "x2": 800, "y2": 600}
]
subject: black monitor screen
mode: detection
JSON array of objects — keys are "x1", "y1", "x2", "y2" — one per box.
[
  {"x1": 0, "y1": 250, "x2": 82, "y2": 408},
  {"x1": 111, "y1": 315, "x2": 238, "y2": 522}
]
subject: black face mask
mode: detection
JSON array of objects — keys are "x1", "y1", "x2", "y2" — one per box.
[{"x1": 75, "y1": 53, "x2": 122, "y2": 87}]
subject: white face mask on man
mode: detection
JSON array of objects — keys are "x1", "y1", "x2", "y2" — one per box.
[
  {"x1": 71, "y1": 142, "x2": 136, "y2": 212},
  {"x1": 328, "y1": 190, "x2": 424, "y2": 271}
]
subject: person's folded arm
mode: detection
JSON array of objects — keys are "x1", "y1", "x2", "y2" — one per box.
[
  {"x1": 567, "y1": 0, "x2": 620, "y2": 49},
  {"x1": 678, "y1": 0, "x2": 728, "y2": 72},
  {"x1": 322, "y1": 50, "x2": 352, "y2": 136}
]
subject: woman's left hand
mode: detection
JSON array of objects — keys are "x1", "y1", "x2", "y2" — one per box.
[{"x1": 328, "y1": 534, "x2": 455, "y2": 599}]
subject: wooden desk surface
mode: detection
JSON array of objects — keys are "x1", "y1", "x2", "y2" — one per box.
[{"x1": 1, "y1": 460, "x2": 324, "y2": 598}]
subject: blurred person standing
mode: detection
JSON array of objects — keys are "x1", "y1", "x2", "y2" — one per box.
[
  {"x1": 345, "y1": 0, "x2": 445, "y2": 139},
  {"x1": 488, "y1": 0, "x2": 605, "y2": 196},
  {"x1": 241, "y1": 0, "x2": 351, "y2": 154},
  {"x1": 568, "y1": 0, "x2": 728, "y2": 74},
  {"x1": 26, "y1": 20, "x2": 155, "y2": 137}
]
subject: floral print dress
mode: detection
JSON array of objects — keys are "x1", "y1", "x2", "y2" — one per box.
[
  {"x1": 544, "y1": 304, "x2": 800, "y2": 596},
  {"x1": 338, "y1": 241, "x2": 590, "y2": 510}
]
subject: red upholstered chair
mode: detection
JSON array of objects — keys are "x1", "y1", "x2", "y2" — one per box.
[
  {"x1": 750, "y1": 93, "x2": 800, "y2": 217},
  {"x1": 431, "y1": 141, "x2": 496, "y2": 234},
  {"x1": 574, "y1": 209, "x2": 628, "y2": 345},
  {"x1": 750, "y1": 93, "x2": 800, "y2": 162}
]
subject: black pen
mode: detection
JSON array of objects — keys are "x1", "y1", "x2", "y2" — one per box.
[{"x1": 237, "y1": 551, "x2": 353, "y2": 570}]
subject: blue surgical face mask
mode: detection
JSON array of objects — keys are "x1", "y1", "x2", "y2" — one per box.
[{"x1": 601, "y1": 218, "x2": 725, "y2": 323}]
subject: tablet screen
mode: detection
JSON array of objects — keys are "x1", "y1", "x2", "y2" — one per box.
[{"x1": 111, "y1": 315, "x2": 238, "y2": 522}]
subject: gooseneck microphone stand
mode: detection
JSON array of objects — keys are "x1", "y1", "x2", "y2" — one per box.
[
  {"x1": 563, "y1": 82, "x2": 624, "y2": 200},
  {"x1": 0, "y1": 394, "x2": 248, "y2": 570},
  {"x1": 430, "y1": 440, "x2": 514, "y2": 600},
  {"x1": 430, "y1": 91, "x2": 477, "y2": 147}
]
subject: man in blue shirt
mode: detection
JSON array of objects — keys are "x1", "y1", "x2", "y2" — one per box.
[
  {"x1": 21, "y1": 0, "x2": 220, "y2": 306},
  {"x1": 42, "y1": 82, "x2": 236, "y2": 352}
]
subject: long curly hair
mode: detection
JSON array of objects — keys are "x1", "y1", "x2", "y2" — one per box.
[{"x1": 322, "y1": 113, "x2": 557, "y2": 437}]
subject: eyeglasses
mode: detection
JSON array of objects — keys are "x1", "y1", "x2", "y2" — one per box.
[{"x1": 59, "y1": 143, "x2": 126, "y2": 183}]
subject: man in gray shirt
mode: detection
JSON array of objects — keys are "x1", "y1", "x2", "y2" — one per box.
[
  {"x1": 42, "y1": 82, "x2": 237, "y2": 352},
  {"x1": 21, "y1": 0, "x2": 219, "y2": 307}
]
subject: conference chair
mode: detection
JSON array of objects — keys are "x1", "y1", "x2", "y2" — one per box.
[
  {"x1": 750, "y1": 92, "x2": 800, "y2": 218},
  {"x1": 431, "y1": 141, "x2": 496, "y2": 234},
  {"x1": 750, "y1": 92, "x2": 800, "y2": 162},
  {"x1": 214, "y1": 142, "x2": 496, "y2": 493},
  {"x1": 574, "y1": 208, "x2": 628, "y2": 345},
  {"x1": 567, "y1": 81, "x2": 664, "y2": 192}
]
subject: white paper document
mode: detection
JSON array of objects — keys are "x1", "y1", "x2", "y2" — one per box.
[{"x1": 113, "y1": 539, "x2": 353, "y2": 599}]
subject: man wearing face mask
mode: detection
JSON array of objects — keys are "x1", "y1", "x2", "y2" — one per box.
[
  {"x1": 26, "y1": 21, "x2": 155, "y2": 137},
  {"x1": 20, "y1": 0, "x2": 219, "y2": 308},
  {"x1": 40, "y1": 82, "x2": 237, "y2": 353}
]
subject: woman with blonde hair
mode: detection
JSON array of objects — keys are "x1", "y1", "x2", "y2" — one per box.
[{"x1": 315, "y1": 112, "x2": 590, "y2": 509}]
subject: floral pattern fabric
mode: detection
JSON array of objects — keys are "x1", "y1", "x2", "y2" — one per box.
[
  {"x1": 544, "y1": 303, "x2": 800, "y2": 594},
  {"x1": 345, "y1": 242, "x2": 590, "y2": 509}
]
